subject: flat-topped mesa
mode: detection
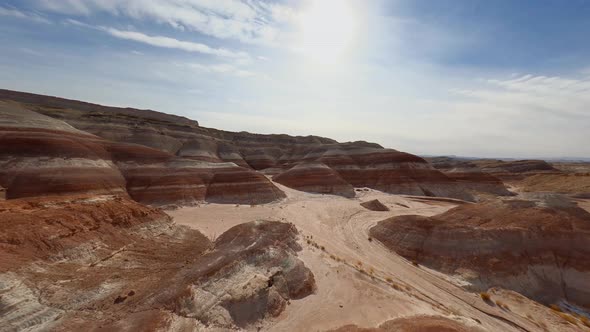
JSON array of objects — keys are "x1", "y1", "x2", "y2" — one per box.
[
  {"x1": 370, "y1": 195, "x2": 590, "y2": 309},
  {"x1": 475, "y1": 159, "x2": 558, "y2": 173},
  {"x1": 0, "y1": 101, "x2": 285, "y2": 205},
  {"x1": 471, "y1": 159, "x2": 561, "y2": 181}
]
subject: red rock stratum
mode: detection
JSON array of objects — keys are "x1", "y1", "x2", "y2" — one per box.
[
  {"x1": 0, "y1": 195, "x2": 315, "y2": 330},
  {"x1": 370, "y1": 195, "x2": 590, "y2": 309},
  {"x1": 0, "y1": 100, "x2": 284, "y2": 205},
  {"x1": 0, "y1": 89, "x2": 508, "y2": 202}
]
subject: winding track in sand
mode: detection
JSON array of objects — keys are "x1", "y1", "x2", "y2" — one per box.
[{"x1": 169, "y1": 183, "x2": 559, "y2": 332}]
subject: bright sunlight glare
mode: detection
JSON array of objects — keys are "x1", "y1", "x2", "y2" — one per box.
[{"x1": 298, "y1": 0, "x2": 358, "y2": 62}]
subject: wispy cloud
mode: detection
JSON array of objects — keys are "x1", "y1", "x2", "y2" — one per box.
[
  {"x1": 33, "y1": 0, "x2": 296, "y2": 44},
  {"x1": 454, "y1": 73, "x2": 590, "y2": 119},
  {"x1": 0, "y1": 6, "x2": 51, "y2": 24},
  {"x1": 63, "y1": 18, "x2": 250, "y2": 59},
  {"x1": 187, "y1": 63, "x2": 256, "y2": 77},
  {"x1": 395, "y1": 70, "x2": 590, "y2": 157},
  {"x1": 19, "y1": 48, "x2": 44, "y2": 56},
  {"x1": 102, "y1": 27, "x2": 249, "y2": 59}
]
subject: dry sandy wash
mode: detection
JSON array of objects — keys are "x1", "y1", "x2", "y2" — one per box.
[{"x1": 170, "y1": 183, "x2": 588, "y2": 331}]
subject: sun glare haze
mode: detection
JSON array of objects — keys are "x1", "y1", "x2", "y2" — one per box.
[{"x1": 298, "y1": 0, "x2": 358, "y2": 62}]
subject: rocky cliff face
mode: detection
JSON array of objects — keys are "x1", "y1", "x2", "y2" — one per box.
[
  {"x1": 0, "y1": 195, "x2": 315, "y2": 331},
  {"x1": 0, "y1": 89, "x2": 488, "y2": 201},
  {"x1": 370, "y1": 195, "x2": 590, "y2": 309}
]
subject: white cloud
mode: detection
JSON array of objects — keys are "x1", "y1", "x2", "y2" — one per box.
[
  {"x1": 398, "y1": 71, "x2": 590, "y2": 157},
  {"x1": 102, "y1": 27, "x2": 249, "y2": 59},
  {"x1": 33, "y1": 0, "x2": 296, "y2": 44},
  {"x1": 60, "y1": 18, "x2": 249, "y2": 59},
  {"x1": 19, "y1": 48, "x2": 43, "y2": 56},
  {"x1": 187, "y1": 62, "x2": 256, "y2": 77},
  {"x1": 0, "y1": 6, "x2": 51, "y2": 24},
  {"x1": 62, "y1": 18, "x2": 89, "y2": 27},
  {"x1": 455, "y1": 73, "x2": 590, "y2": 119}
]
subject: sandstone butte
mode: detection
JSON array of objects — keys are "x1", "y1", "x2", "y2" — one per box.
[
  {"x1": 370, "y1": 194, "x2": 590, "y2": 309},
  {"x1": 0, "y1": 89, "x2": 514, "y2": 203}
]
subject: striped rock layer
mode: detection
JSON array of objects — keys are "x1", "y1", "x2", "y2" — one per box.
[
  {"x1": 0, "y1": 89, "x2": 509, "y2": 201},
  {"x1": 370, "y1": 197, "x2": 590, "y2": 309},
  {"x1": 0, "y1": 195, "x2": 314, "y2": 330},
  {"x1": 0, "y1": 101, "x2": 284, "y2": 205}
]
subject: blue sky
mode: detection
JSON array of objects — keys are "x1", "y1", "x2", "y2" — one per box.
[{"x1": 1, "y1": 0, "x2": 589, "y2": 158}]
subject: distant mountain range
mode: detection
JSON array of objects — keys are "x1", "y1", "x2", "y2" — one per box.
[{"x1": 420, "y1": 154, "x2": 590, "y2": 163}]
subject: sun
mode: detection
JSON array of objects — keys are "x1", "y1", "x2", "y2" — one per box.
[{"x1": 298, "y1": 0, "x2": 358, "y2": 62}]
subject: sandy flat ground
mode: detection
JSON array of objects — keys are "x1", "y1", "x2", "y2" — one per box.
[{"x1": 169, "y1": 184, "x2": 581, "y2": 332}]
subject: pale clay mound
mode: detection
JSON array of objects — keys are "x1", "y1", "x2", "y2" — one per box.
[
  {"x1": 170, "y1": 183, "x2": 588, "y2": 331},
  {"x1": 360, "y1": 199, "x2": 390, "y2": 211}
]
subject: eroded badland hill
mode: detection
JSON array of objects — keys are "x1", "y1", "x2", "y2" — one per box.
[{"x1": 1, "y1": 89, "x2": 589, "y2": 331}]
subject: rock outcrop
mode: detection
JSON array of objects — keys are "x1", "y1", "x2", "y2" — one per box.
[
  {"x1": 0, "y1": 90, "x2": 487, "y2": 201},
  {"x1": 370, "y1": 195, "x2": 590, "y2": 309},
  {"x1": 0, "y1": 195, "x2": 315, "y2": 331},
  {"x1": 360, "y1": 199, "x2": 390, "y2": 211}
]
